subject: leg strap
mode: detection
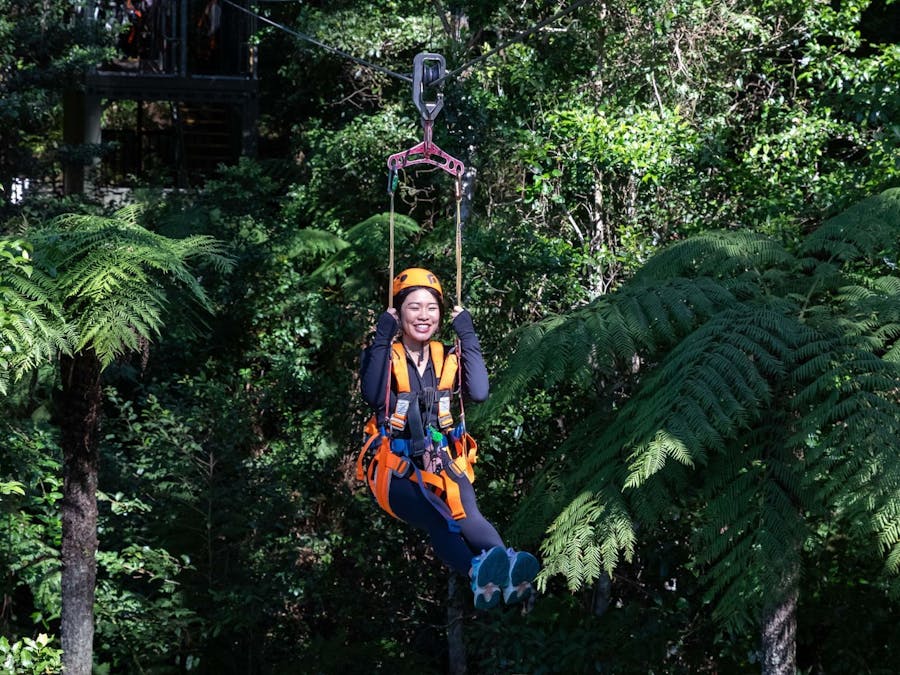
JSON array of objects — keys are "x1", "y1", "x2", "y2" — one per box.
[
  {"x1": 357, "y1": 428, "x2": 479, "y2": 529},
  {"x1": 357, "y1": 432, "x2": 410, "y2": 520}
]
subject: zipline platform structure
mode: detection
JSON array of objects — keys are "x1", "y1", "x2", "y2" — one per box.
[{"x1": 65, "y1": 0, "x2": 259, "y2": 193}]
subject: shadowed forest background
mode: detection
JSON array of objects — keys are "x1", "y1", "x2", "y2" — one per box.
[{"x1": 1, "y1": 0, "x2": 899, "y2": 673}]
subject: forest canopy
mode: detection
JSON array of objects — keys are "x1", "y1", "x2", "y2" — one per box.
[{"x1": 1, "y1": 0, "x2": 899, "y2": 673}]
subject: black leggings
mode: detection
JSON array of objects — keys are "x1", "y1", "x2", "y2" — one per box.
[{"x1": 388, "y1": 471, "x2": 505, "y2": 576}]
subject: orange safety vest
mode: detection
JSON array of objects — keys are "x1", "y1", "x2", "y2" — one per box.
[{"x1": 356, "y1": 341, "x2": 478, "y2": 523}]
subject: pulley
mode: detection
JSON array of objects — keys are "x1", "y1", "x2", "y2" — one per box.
[{"x1": 412, "y1": 53, "x2": 446, "y2": 122}]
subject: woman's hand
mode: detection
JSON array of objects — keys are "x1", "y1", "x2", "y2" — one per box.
[
  {"x1": 375, "y1": 308, "x2": 400, "y2": 340},
  {"x1": 451, "y1": 305, "x2": 464, "y2": 320}
]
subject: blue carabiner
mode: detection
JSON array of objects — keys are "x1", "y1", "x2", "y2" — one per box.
[{"x1": 387, "y1": 167, "x2": 399, "y2": 195}]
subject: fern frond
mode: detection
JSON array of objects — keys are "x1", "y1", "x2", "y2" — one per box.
[
  {"x1": 0, "y1": 238, "x2": 72, "y2": 392},
  {"x1": 800, "y1": 187, "x2": 900, "y2": 264},
  {"x1": 306, "y1": 212, "x2": 420, "y2": 287},
  {"x1": 508, "y1": 406, "x2": 621, "y2": 540},
  {"x1": 624, "y1": 429, "x2": 698, "y2": 488},
  {"x1": 546, "y1": 305, "x2": 801, "y2": 503},
  {"x1": 283, "y1": 229, "x2": 350, "y2": 260},
  {"x1": 112, "y1": 202, "x2": 145, "y2": 225},
  {"x1": 694, "y1": 450, "x2": 807, "y2": 632},
  {"x1": 792, "y1": 326, "x2": 900, "y2": 559},
  {"x1": 166, "y1": 234, "x2": 233, "y2": 273},
  {"x1": 628, "y1": 464, "x2": 689, "y2": 525},
  {"x1": 634, "y1": 229, "x2": 794, "y2": 283},
  {"x1": 617, "y1": 306, "x2": 805, "y2": 488},
  {"x1": 886, "y1": 543, "x2": 900, "y2": 575},
  {"x1": 507, "y1": 462, "x2": 571, "y2": 543},
  {"x1": 693, "y1": 446, "x2": 766, "y2": 559},
  {"x1": 538, "y1": 489, "x2": 636, "y2": 592},
  {"x1": 873, "y1": 499, "x2": 900, "y2": 562},
  {"x1": 488, "y1": 276, "x2": 737, "y2": 416},
  {"x1": 23, "y1": 210, "x2": 226, "y2": 369}
]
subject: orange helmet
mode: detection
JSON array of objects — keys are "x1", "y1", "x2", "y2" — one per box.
[{"x1": 392, "y1": 267, "x2": 443, "y2": 300}]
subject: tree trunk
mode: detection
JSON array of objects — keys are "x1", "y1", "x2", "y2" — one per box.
[
  {"x1": 58, "y1": 350, "x2": 103, "y2": 675},
  {"x1": 447, "y1": 574, "x2": 467, "y2": 675},
  {"x1": 760, "y1": 562, "x2": 799, "y2": 675},
  {"x1": 62, "y1": 90, "x2": 86, "y2": 196}
]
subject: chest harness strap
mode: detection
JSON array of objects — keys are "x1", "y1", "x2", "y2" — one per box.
[{"x1": 356, "y1": 341, "x2": 478, "y2": 530}]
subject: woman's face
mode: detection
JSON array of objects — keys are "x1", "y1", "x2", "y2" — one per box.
[{"x1": 399, "y1": 288, "x2": 441, "y2": 344}]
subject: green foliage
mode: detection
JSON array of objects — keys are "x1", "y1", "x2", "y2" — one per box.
[
  {"x1": 289, "y1": 110, "x2": 430, "y2": 230},
  {"x1": 22, "y1": 204, "x2": 230, "y2": 368},
  {"x1": 0, "y1": 0, "x2": 115, "y2": 200},
  {"x1": 0, "y1": 237, "x2": 70, "y2": 394},
  {"x1": 0, "y1": 480, "x2": 25, "y2": 496},
  {"x1": 96, "y1": 387, "x2": 242, "y2": 671},
  {"x1": 500, "y1": 188, "x2": 900, "y2": 633},
  {"x1": 94, "y1": 544, "x2": 200, "y2": 671},
  {"x1": 0, "y1": 425, "x2": 63, "y2": 632},
  {"x1": 0, "y1": 633, "x2": 62, "y2": 675},
  {"x1": 2, "y1": 0, "x2": 899, "y2": 671}
]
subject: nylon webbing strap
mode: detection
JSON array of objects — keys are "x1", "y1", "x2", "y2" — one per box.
[
  {"x1": 411, "y1": 462, "x2": 461, "y2": 532},
  {"x1": 407, "y1": 392, "x2": 426, "y2": 457},
  {"x1": 382, "y1": 341, "x2": 393, "y2": 430}
]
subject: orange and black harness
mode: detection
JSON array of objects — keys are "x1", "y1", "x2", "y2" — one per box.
[{"x1": 356, "y1": 341, "x2": 478, "y2": 531}]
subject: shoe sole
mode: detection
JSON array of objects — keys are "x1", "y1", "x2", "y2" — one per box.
[
  {"x1": 505, "y1": 552, "x2": 540, "y2": 605},
  {"x1": 473, "y1": 546, "x2": 509, "y2": 610}
]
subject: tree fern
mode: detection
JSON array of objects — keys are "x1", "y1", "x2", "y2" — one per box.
[
  {"x1": 0, "y1": 238, "x2": 72, "y2": 393},
  {"x1": 7, "y1": 204, "x2": 233, "y2": 675},
  {"x1": 306, "y1": 212, "x2": 419, "y2": 289},
  {"x1": 483, "y1": 276, "x2": 737, "y2": 417},
  {"x1": 500, "y1": 188, "x2": 900, "y2": 641},
  {"x1": 2, "y1": 206, "x2": 231, "y2": 375}
]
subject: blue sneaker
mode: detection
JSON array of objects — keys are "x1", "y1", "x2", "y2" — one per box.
[
  {"x1": 470, "y1": 546, "x2": 508, "y2": 610},
  {"x1": 503, "y1": 550, "x2": 540, "y2": 605}
]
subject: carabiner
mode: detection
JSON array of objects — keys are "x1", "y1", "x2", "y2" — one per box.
[{"x1": 387, "y1": 167, "x2": 399, "y2": 196}]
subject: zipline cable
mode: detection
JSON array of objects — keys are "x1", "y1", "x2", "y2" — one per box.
[
  {"x1": 221, "y1": 0, "x2": 413, "y2": 83},
  {"x1": 221, "y1": 0, "x2": 596, "y2": 87}
]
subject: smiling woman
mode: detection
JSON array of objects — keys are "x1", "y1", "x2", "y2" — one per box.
[
  {"x1": 358, "y1": 267, "x2": 539, "y2": 611},
  {"x1": 395, "y1": 286, "x2": 442, "y2": 370}
]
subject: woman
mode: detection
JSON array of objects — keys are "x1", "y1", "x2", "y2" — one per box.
[{"x1": 359, "y1": 267, "x2": 539, "y2": 610}]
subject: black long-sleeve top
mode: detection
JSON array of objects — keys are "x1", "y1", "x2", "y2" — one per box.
[{"x1": 360, "y1": 309, "x2": 489, "y2": 432}]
